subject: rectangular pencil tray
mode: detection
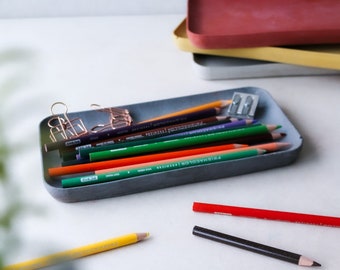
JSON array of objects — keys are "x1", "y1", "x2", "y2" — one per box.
[{"x1": 39, "y1": 87, "x2": 303, "y2": 203}]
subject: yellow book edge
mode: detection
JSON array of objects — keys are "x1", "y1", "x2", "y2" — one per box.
[{"x1": 173, "y1": 19, "x2": 340, "y2": 70}]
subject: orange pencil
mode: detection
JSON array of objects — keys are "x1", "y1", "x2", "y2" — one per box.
[
  {"x1": 95, "y1": 142, "x2": 290, "y2": 175},
  {"x1": 49, "y1": 143, "x2": 244, "y2": 177},
  {"x1": 95, "y1": 147, "x2": 251, "y2": 174},
  {"x1": 245, "y1": 142, "x2": 291, "y2": 152},
  {"x1": 140, "y1": 99, "x2": 231, "y2": 123}
]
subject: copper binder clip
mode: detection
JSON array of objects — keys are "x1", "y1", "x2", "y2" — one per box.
[
  {"x1": 90, "y1": 104, "x2": 133, "y2": 133},
  {"x1": 47, "y1": 102, "x2": 88, "y2": 142}
]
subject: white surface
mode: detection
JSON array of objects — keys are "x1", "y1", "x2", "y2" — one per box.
[
  {"x1": 0, "y1": 0, "x2": 186, "y2": 18},
  {"x1": 1, "y1": 14, "x2": 340, "y2": 269}
]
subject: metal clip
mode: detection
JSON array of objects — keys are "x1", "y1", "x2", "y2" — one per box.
[
  {"x1": 90, "y1": 104, "x2": 133, "y2": 133},
  {"x1": 47, "y1": 102, "x2": 88, "y2": 142},
  {"x1": 227, "y1": 92, "x2": 259, "y2": 119}
]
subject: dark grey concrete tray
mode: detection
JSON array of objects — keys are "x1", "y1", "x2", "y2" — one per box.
[{"x1": 39, "y1": 87, "x2": 303, "y2": 203}]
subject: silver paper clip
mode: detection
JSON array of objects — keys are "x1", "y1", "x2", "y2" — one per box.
[
  {"x1": 47, "y1": 102, "x2": 88, "y2": 142},
  {"x1": 90, "y1": 104, "x2": 133, "y2": 133},
  {"x1": 227, "y1": 92, "x2": 259, "y2": 119}
]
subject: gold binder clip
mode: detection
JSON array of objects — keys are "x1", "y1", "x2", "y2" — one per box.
[
  {"x1": 47, "y1": 102, "x2": 88, "y2": 142},
  {"x1": 90, "y1": 104, "x2": 133, "y2": 133}
]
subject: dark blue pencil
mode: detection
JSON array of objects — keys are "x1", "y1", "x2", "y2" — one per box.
[
  {"x1": 43, "y1": 107, "x2": 221, "y2": 152},
  {"x1": 76, "y1": 119, "x2": 257, "y2": 160}
]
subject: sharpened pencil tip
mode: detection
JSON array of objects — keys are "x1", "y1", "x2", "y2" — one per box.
[
  {"x1": 312, "y1": 261, "x2": 321, "y2": 267},
  {"x1": 137, "y1": 232, "x2": 150, "y2": 241},
  {"x1": 266, "y1": 124, "x2": 281, "y2": 132},
  {"x1": 299, "y1": 256, "x2": 321, "y2": 267}
]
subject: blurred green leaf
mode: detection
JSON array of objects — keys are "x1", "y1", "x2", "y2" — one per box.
[{"x1": 0, "y1": 48, "x2": 35, "y2": 266}]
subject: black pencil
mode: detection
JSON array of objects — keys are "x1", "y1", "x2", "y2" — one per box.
[
  {"x1": 43, "y1": 107, "x2": 221, "y2": 152},
  {"x1": 192, "y1": 226, "x2": 321, "y2": 267}
]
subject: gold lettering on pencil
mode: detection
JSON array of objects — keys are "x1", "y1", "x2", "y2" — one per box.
[{"x1": 126, "y1": 135, "x2": 144, "y2": 140}]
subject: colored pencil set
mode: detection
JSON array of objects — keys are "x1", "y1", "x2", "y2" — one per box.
[
  {"x1": 192, "y1": 201, "x2": 340, "y2": 267},
  {"x1": 44, "y1": 99, "x2": 290, "y2": 188}
]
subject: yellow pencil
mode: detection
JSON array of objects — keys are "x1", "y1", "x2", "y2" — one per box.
[
  {"x1": 140, "y1": 99, "x2": 231, "y2": 123},
  {"x1": 4, "y1": 232, "x2": 149, "y2": 270}
]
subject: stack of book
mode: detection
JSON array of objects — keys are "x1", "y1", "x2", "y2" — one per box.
[{"x1": 173, "y1": 0, "x2": 340, "y2": 79}]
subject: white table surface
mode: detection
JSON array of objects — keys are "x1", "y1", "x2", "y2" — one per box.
[{"x1": 1, "y1": 14, "x2": 340, "y2": 269}]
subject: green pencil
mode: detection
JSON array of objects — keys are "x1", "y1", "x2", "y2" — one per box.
[
  {"x1": 89, "y1": 124, "x2": 279, "y2": 161},
  {"x1": 62, "y1": 149, "x2": 265, "y2": 188}
]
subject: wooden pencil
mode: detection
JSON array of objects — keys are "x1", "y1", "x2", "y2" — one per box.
[
  {"x1": 89, "y1": 124, "x2": 280, "y2": 162},
  {"x1": 193, "y1": 226, "x2": 321, "y2": 267},
  {"x1": 44, "y1": 107, "x2": 221, "y2": 152},
  {"x1": 94, "y1": 142, "x2": 290, "y2": 175},
  {"x1": 140, "y1": 99, "x2": 231, "y2": 123},
  {"x1": 61, "y1": 149, "x2": 265, "y2": 188},
  {"x1": 49, "y1": 143, "x2": 244, "y2": 177},
  {"x1": 95, "y1": 146, "x2": 250, "y2": 175},
  {"x1": 4, "y1": 233, "x2": 149, "y2": 270},
  {"x1": 193, "y1": 202, "x2": 340, "y2": 227},
  {"x1": 60, "y1": 131, "x2": 286, "y2": 167},
  {"x1": 75, "y1": 115, "x2": 232, "y2": 160},
  {"x1": 58, "y1": 115, "x2": 231, "y2": 162}
]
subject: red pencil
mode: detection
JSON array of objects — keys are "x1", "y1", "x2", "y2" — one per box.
[{"x1": 193, "y1": 202, "x2": 340, "y2": 227}]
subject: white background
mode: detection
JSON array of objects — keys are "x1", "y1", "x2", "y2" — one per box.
[
  {"x1": 1, "y1": 2, "x2": 340, "y2": 270},
  {"x1": 0, "y1": 0, "x2": 186, "y2": 17}
]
